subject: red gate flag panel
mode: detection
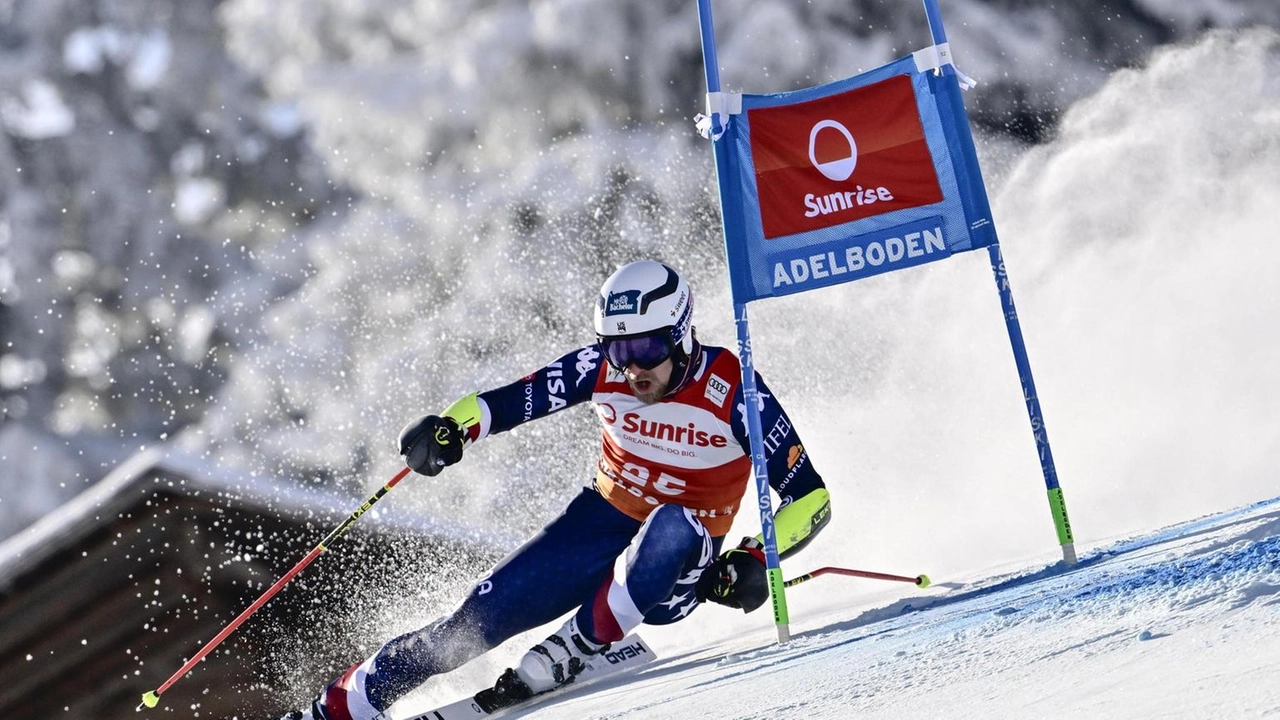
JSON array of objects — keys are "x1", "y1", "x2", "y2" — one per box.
[
  {"x1": 712, "y1": 54, "x2": 998, "y2": 303},
  {"x1": 750, "y1": 74, "x2": 944, "y2": 239}
]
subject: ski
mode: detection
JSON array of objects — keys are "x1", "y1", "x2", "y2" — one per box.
[{"x1": 398, "y1": 635, "x2": 657, "y2": 720}]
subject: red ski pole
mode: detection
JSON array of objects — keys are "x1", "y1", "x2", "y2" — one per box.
[
  {"x1": 137, "y1": 466, "x2": 413, "y2": 712},
  {"x1": 785, "y1": 566, "x2": 931, "y2": 589}
]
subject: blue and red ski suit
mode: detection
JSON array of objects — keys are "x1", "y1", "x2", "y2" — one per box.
[{"x1": 345, "y1": 342, "x2": 830, "y2": 713}]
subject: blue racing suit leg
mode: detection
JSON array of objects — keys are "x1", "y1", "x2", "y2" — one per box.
[
  {"x1": 362, "y1": 487, "x2": 638, "y2": 710},
  {"x1": 575, "y1": 503, "x2": 726, "y2": 641}
]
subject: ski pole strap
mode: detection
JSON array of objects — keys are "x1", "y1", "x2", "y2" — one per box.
[
  {"x1": 442, "y1": 392, "x2": 488, "y2": 444},
  {"x1": 736, "y1": 536, "x2": 767, "y2": 563}
]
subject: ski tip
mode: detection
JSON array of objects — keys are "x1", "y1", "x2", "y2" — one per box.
[
  {"x1": 915, "y1": 574, "x2": 931, "y2": 589},
  {"x1": 138, "y1": 691, "x2": 160, "y2": 711}
]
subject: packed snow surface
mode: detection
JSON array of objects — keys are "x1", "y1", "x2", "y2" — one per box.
[{"x1": 397, "y1": 498, "x2": 1280, "y2": 719}]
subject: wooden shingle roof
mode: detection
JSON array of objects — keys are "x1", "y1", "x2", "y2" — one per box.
[{"x1": 0, "y1": 448, "x2": 505, "y2": 719}]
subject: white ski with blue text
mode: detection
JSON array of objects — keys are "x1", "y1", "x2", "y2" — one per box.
[{"x1": 398, "y1": 635, "x2": 657, "y2": 720}]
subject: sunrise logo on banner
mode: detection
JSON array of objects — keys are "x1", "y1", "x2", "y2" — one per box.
[{"x1": 713, "y1": 54, "x2": 998, "y2": 303}]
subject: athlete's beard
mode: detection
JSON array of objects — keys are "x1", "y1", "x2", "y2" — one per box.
[
  {"x1": 625, "y1": 359, "x2": 674, "y2": 405},
  {"x1": 627, "y1": 375, "x2": 670, "y2": 404}
]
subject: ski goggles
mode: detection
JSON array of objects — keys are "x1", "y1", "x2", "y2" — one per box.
[{"x1": 599, "y1": 331, "x2": 675, "y2": 371}]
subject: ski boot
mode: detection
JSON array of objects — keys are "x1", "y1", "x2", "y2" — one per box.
[{"x1": 474, "y1": 616, "x2": 609, "y2": 713}]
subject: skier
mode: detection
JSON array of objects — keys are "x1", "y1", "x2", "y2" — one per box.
[{"x1": 284, "y1": 260, "x2": 832, "y2": 720}]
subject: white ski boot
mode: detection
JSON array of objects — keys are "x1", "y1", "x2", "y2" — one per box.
[
  {"x1": 475, "y1": 616, "x2": 609, "y2": 712},
  {"x1": 515, "y1": 615, "x2": 608, "y2": 693}
]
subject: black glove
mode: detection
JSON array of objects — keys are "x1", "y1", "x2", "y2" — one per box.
[
  {"x1": 696, "y1": 537, "x2": 770, "y2": 613},
  {"x1": 398, "y1": 414, "x2": 465, "y2": 477}
]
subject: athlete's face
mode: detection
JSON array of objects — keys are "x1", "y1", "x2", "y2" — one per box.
[{"x1": 624, "y1": 357, "x2": 673, "y2": 404}]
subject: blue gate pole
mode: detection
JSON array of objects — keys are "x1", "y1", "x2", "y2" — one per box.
[
  {"x1": 697, "y1": 0, "x2": 792, "y2": 641},
  {"x1": 987, "y1": 245, "x2": 1077, "y2": 564},
  {"x1": 921, "y1": 0, "x2": 1077, "y2": 564}
]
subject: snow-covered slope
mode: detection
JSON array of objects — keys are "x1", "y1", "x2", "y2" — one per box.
[{"x1": 391, "y1": 496, "x2": 1280, "y2": 719}]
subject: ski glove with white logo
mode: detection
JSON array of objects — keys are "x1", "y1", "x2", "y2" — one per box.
[
  {"x1": 399, "y1": 414, "x2": 465, "y2": 477},
  {"x1": 696, "y1": 537, "x2": 770, "y2": 613}
]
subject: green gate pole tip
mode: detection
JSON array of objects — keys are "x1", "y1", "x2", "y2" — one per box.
[
  {"x1": 916, "y1": 574, "x2": 931, "y2": 589},
  {"x1": 138, "y1": 691, "x2": 160, "y2": 711}
]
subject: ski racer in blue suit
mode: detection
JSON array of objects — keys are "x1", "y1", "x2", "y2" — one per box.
[{"x1": 285, "y1": 261, "x2": 832, "y2": 720}]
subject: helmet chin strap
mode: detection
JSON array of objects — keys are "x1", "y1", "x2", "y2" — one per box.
[{"x1": 663, "y1": 338, "x2": 702, "y2": 398}]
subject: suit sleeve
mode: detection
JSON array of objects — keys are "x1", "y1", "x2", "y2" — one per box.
[
  {"x1": 461, "y1": 344, "x2": 604, "y2": 440},
  {"x1": 730, "y1": 371, "x2": 832, "y2": 558}
]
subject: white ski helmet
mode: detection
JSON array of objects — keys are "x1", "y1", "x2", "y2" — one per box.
[{"x1": 594, "y1": 260, "x2": 694, "y2": 370}]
